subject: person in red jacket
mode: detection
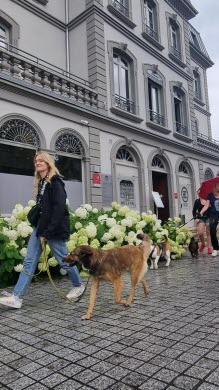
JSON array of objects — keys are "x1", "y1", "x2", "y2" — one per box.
[{"x1": 0, "y1": 152, "x2": 84, "y2": 309}]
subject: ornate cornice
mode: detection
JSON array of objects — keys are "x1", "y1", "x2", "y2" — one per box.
[{"x1": 164, "y1": 0, "x2": 198, "y2": 20}]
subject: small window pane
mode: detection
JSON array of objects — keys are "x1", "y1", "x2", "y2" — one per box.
[
  {"x1": 55, "y1": 155, "x2": 82, "y2": 182},
  {"x1": 113, "y1": 63, "x2": 119, "y2": 95},
  {"x1": 0, "y1": 144, "x2": 35, "y2": 176}
]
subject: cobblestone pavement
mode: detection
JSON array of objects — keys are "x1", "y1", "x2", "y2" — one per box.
[{"x1": 1, "y1": 252, "x2": 219, "y2": 390}]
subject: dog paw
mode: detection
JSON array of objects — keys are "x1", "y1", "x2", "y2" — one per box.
[
  {"x1": 150, "y1": 266, "x2": 154, "y2": 270},
  {"x1": 154, "y1": 266, "x2": 158, "y2": 270},
  {"x1": 82, "y1": 313, "x2": 91, "y2": 320}
]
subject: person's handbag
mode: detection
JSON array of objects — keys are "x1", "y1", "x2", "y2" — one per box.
[
  {"x1": 27, "y1": 204, "x2": 41, "y2": 227},
  {"x1": 27, "y1": 180, "x2": 48, "y2": 227}
]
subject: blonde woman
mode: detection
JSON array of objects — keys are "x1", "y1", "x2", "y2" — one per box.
[
  {"x1": 200, "y1": 182, "x2": 219, "y2": 257},
  {"x1": 0, "y1": 152, "x2": 84, "y2": 309}
]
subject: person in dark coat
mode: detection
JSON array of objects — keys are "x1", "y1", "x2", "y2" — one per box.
[
  {"x1": 0, "y1": 152, "x2": 84, "y2": 309},
  {"x1": 192, "y1": 188, "x2": 212, "y2": 255}
]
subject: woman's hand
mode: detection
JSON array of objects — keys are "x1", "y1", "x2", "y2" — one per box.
[{"x1": 195, "y1": 219, "x2": 200, "y2": 223}]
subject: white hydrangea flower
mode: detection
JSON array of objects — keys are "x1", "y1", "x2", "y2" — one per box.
[
  {"x1": 75, "y1": 207, "x2": 88, "y2": 219},
  {"x1": 85, "y1": 222, "x2": 97, "y2": 238},
  {"x1": 60, "y1": 269, "x2": 67, "y2": 276},
  {"x1": 90, "y1": 239, "x2": 100, "y2": 249},
  {"x1": 92, "y1": 208, "x2": 98, "y2": 214},
  {"x1": 121, "y1": 218, "x2": 133, "y2": 228},
  {"x1": 174, "y1": 217, "x2": 181, "y2": 223},
  {"x1": 15, "y1": 204, "x2": 23, "y2": 211},
  {"x1": 75, "y1": 222, "x2": 82, "y2": 230},
  {"x1": 147, "y1": 210, "x2": 153, "y2": 215},
  {"x1": 28, "y1": 200, "x2": 36, "y2": 207},
  {"x1": 20, "y1": 248, "x2": 27, "y2": 257},
  {"x1": 111, "y1": 202, "x2": 121, "y2": 210},
  {"x1": 48, "y1": 257, "x2": 58, "y2": 267},
  {"x1": 98, "y1": 214, "x2": 108, "y2": 222},
  {"x1": 83, "y1": 204, "x2": 93, "y2": 211},
  {"x1": 106, "y1": 218, "x2": 117, "y2": 228},
  {"x1": 17, "y1": 222, "x2": 33, "y2": 238},
  {"x1": 118, "y1": 206, "x2": 130, "y2": 216},
  {"x1": 2, "y1": 228, "x2": 18, "y2": 241},
  {"x1": 101, "y1": 232, "x2": 112, "y2": 242},
  {"x1": 112, "y1": 212, "x2": 117, "y2": 218},
  {"x1": 66, "y1": 240, "x2": 76, "y2": 252},
  {"x1": 102, "y1": 240, "x2": 115, "y2": 250},
  {"x1": 66, "y1": 198, "x2": 70, "y2": 206},
  {"x1": 138, "y1": 220, "x2": 146, "y2": 228},
  {"x1": 14, "y1": 264, "x2": 24, "y2": 272}
]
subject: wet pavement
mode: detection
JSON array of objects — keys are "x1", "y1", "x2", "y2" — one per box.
[{"x1": 0, "y1": 252, "x2": 219, "y2": 390}]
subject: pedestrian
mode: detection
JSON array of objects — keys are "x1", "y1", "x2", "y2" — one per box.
[
  {"x1": 199, "y1": 182, "x2": 219, "y2": 257},
  {"x1": 192, "y1": 188, "x2": 212, "y2": 254},
  {"x1": 0, "y1": 151, "x2": 84, "y2": 309}
]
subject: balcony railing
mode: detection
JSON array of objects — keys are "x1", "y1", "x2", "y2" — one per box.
[
  {"x1": 112, "y1": 0, "x2": 129, "y2": 18},
  {"x1": 148, "y1": 110, "x2": 166, "y2": 127},
  {"x1": 0, "y1": 39, "x2": 98, "y2": 109},
  {"x1": 175, "y1": 122, "x2": 188, "y2": 136},
  {"x1": 114, "y1": 94, "x2": 135, "y2": 114},
  {"x1": 197, "y1": 133, "x2": 219, "y2": 153},
  {"x1": 144, "y1": 24, "x2": 158, "y2": 41},
  {"x1": 170, "y1": 45, "x2": 182, "y2": 60}
]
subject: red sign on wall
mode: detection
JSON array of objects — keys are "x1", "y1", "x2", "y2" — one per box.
[
  {"x1": 92, "y1": 173, "x2": 101, "y2": 186},
  {"x1": 174, "y1": 192, "x2": 178, "y2": 199}
]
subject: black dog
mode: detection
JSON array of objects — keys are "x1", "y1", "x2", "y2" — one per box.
[{"x1": 188, "y1": 237, "x2": 199, "y2": 258}]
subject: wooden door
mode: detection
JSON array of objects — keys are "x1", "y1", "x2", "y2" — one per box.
[{"x1": 152, "y1": 171, "x2": 170, "y2": 222}]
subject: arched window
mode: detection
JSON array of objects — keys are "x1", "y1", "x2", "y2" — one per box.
[
  {"x1": 204, "y1": 168, "x2": 214, "y2": 181},
  {"x1": 55, "y1": 132, "x2": 85, "y2": 156},
  {"x1": 0, "y1": 118, "x2": 40, "y2": 147},
  {"x1": 152, "y1": 156, "x2": 166, "y2": 170},
  {"x1": 116, "y1": 147, "x2": 135, "y2": 162},
  {"x1": 179, "y1": 162, "x2": 189, "y2": 175}
]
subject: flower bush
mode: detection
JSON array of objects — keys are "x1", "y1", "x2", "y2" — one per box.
[{"x1": 0, "y1": 201, "x2": 193, "y2": 288}]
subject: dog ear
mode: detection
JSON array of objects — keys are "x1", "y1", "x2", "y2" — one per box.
[{"x1": 79, "y1": 246, "x2": 94, "y2": 257}]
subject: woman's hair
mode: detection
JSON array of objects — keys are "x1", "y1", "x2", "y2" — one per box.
[
  {"x1": 212, "y1": 182, "x2": 219, "y2": 196},
  {"x1": 33, "y1": 151, "x2": 61, "y2": 194}
]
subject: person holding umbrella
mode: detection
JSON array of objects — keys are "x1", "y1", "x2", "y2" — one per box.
[
  {"x1": 200, "y1": 182, "x2": 219, "y2": 257},
  {"x1": 192, "y1": 188, "x2": 212, "y2": 254}
]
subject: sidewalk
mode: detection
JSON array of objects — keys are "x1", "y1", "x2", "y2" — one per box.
[{"x1": 0, "y1": 252, "x2": 219, "y2": 390}]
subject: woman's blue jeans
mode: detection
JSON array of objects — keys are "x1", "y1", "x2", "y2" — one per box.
[{"x1": 13, "y1": 228, "x2": 82, "y2": 298}]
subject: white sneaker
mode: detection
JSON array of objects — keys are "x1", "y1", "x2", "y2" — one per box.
[
  {"x1": 212, "y1": 250, "x2": 218, "y2": 257},
  {"x1": 66, "y1": 285, "x2": 85, "y2": 299},
  {"x1": 0, "y1": 295, "x2": 23, "y2": 309}
]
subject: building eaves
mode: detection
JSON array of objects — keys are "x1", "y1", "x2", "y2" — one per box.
[{"x1": 165, "y1": 0, "x2": 198, "y2": 20}]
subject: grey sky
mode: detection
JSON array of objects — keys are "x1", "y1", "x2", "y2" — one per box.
[{"x1": 191, "y1": 0, "x2": 219, "y2": 141}]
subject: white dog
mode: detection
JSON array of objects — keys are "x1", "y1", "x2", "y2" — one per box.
[{"x1": 149, "y1": 236, "x2": 171, "y2": 270}]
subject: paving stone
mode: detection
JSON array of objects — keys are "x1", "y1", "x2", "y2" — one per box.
[
  {"x1": 106, "y1": 366, "x2": 130, "y2": 380},
  {"x1": 54, "y1": 379, "x2": 82, "y2": 389},
  {"x1": 185, "y1": 365, "x2": 211, "y2": 380},
  {"x1": 110, "y1": 383, "x2": 134, "y2": 390},
  {"x1": 173, "y1": 375, "x2": 200, "y2": 389},
  {"x1": 7, "y1": 376, "x2": 36, "y2": 390},
  {"x1": 140, "y1": 378, "x2": 167, "y2": 390},
  {"x1": 121, "y1": 371, "x2": 148, "y2": 386},
  {"x1": 197, "y1": 384, "x2": 219, "y2": 390},
  {"x1": 205, "y1": 369, "x2": 219, "y2": 385},
  {"x1": 73, "y1": 369, "x2": 99, "y2": 384},
  {"x1": 88, "y1": 375, "x2": 116, "y2": 389},
  {"x1": 153, "y1": 368, "x2": 178, "y2": 383},
  {"x1": 40, "y1": 373, "x2": 67, "y2": 388},
  {"x1": 196, "y1": 358, "x2": 219, "y2": 371},
  {"x1": 29, "y1": 367, "x2": 54, "y2": 380}
]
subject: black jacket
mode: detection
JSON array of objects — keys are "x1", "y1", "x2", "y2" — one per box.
[
  {"x1": 36, "y1": 175, "x2": 70, "y2": 240},
  {"x1": 192, "y1": 198, "x2": 209, "y2": 219}
]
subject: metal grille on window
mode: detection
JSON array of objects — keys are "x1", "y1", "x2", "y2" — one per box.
[
  {"x1": 179, "y1": 163, "x2": 189, "y2": 175},
  {"x1": 152, "y1": 156, "x2": 165, "y2": 170},
  {"x1": 204, "y1": 168, "x2": 214, "y2": 181},
  {"x1": 116, "y1": 148, "x2": 134, "y2": 162},
  {"x1": 112, "y1": 0, "x2": 129, "y2": 18},
  {"x1": 55, "y1": 133, "x2": 85, "y2": 156},
  {"x1": 0, "y1": 119, "x2": 40, "y2": 147}
]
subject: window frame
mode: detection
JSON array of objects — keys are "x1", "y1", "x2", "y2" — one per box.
[
  {"x1": 108, "y1": 0, "x2": 136, "y2": 29},
  {"x1": 166, "y1": 13, "x2": 186, "y2": 68},
  {"x1": 144, "y1": 64, "x2": 169, "y2": 133},
  {"x1": 0, "y1": 11, "x2": 20, "y2": 48},
  {"x1": 108, "y1": 41, "x2": 143, "y2": 123},
  {"x1": 170, "y1": 81, "x2": 192, "y2": 142},
  {"x1": 193, "y1": 69, "x2": 205, "y2": 106},
  {"x1": 141, "y1": 0, "x2": 164, "y2": 50}
]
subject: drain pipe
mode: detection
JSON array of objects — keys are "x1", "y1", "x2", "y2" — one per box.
[{"x1": 65, "y1": 0, "x2": 70, "y2": 75}]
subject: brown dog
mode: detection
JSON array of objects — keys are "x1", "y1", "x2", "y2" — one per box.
[{"x1": 64, "y1": 233, "x2": 151, "y2": 319}]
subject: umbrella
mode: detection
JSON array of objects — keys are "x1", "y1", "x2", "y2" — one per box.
[{"x1": 199, "y1": 177, "x2": 219, "y2": 200}]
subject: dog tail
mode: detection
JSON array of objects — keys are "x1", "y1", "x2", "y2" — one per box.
[{"x1": 137, "y1": 233, "x2": 151, "y2": 245}]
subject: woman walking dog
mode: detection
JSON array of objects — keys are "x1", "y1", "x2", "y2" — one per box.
[
  {"x1": 0, "y1": 152, "x2": 84, "y2": 309},
  {"x1": 192, "y1": 188, "x2": 212, "y2": 254},
  {"x1": 200, "y1": 182, "x2": 219, "y2": 257}
]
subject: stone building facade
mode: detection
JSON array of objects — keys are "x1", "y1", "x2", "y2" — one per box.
[{"x1": 0, "y1": 0, "x2": 218, "y2": 223}]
